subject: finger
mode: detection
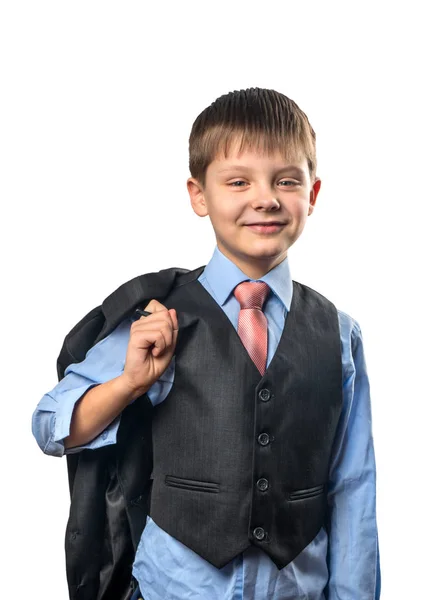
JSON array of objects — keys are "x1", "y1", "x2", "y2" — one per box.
[
  {"x1": 171, "y1": 324, "x2": 178, "y2": 348},
  {"x1": 132, "y1": 315, "x2": 174, "y2": 337},
  {"x1": 169, "y1": 308, "x2": 178, "y2": 330},
  {"x1": 147, "y1": 322, "x2": 176, "y2": 355},
  {"x1": 155, "y1": 323, "x2": 174, "y2": 354},
  {"x1": 132, "y1": 328, "x2": 168, "y2": 354},
  {"x1": 144, "y1": 299, "x2": 168, "y2": 314}
]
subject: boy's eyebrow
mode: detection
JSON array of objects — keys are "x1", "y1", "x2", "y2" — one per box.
[{"x1": 217, "y1": 165, "x2": 306, "y2": 177}]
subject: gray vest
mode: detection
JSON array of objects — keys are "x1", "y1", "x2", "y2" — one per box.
[{"x1": 149, "y1": 268, "x2": 343, "y2": 569}]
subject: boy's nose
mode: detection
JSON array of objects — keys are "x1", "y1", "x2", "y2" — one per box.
[{"x1": 251, "y1": 194, "x2": 281, "y2": 209}]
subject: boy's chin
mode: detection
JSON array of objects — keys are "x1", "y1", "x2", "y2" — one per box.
[
  {"x1": 242, "y1": 241, "x2": 291, "y2": 257},
  {"x1": 235, "y1": 246, "x2": 290, "y2": 265}
]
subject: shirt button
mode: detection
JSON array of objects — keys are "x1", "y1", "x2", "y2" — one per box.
[
  {"x1": 258, "y1": 388, "x2": 271, "y2": 402},
  {"x1": 253, "y1": 527, "x2": 266, "y2": 541},
  {"x1": 257, "y1": 478, "x2": 269, "y2": 491},
  {"x1": 102, "y1": 430, "x2": 108, "y2": 440},
  {"x1": 257, "y1": 432, "x2": 270, "y2": 446}
]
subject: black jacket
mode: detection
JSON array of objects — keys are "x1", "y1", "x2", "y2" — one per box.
[{"x1": 58, "y1": 266, "x2": 194, "y2": 600}]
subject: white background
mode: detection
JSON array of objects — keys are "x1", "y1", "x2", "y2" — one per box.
[{"x1": 1, "y1": 1, "x2": 436, "y2": 598}]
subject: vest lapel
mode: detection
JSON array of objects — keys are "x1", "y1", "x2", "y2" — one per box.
[{"x1": 176, "y1": 274, "x2": 296, "y2": 381}]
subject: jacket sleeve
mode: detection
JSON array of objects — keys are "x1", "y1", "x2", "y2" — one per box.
[{"x1": 325, "y1": 315, "x2": 381, "y2": 599}]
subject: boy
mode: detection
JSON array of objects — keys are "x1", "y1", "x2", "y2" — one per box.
[{"x1": 32, "y1": 87, "x2": 380, "y2": 599}]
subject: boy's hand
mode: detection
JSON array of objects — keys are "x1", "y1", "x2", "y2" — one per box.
[{"x1": 121, "y1": 299, "x2": 178, "y2": 399}]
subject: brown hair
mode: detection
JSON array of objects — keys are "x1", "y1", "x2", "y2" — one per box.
[{"x1": 188, "y1": 87, "x2": 317, "y2": 188}]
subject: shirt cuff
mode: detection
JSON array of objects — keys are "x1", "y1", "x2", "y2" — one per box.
[{"x1": 64, "y1": 414, "x2": 121, "y2": 454}]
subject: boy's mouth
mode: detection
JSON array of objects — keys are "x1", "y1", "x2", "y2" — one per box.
[
  {"x1": 245, "y1": 223, "x2": 285, "y2": 233},
  {"x1": 246, "y1": 221, "x2": 286, "y2": 226}
]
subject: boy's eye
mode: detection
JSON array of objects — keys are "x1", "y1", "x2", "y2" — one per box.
[{"x1": 278, "y1": 180, "x2": 299, "y2": 186}]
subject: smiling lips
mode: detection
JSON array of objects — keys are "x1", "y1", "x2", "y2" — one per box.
[
  {"x1": 245, "y1": 222, "x2": 286, "y2": 233},
  {"x1": 246, "y1": 221, "x2": 286, "y2": 226}
]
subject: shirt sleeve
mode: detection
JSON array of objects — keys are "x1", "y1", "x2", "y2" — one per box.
[
  {"x1": 31, "y1": 318, "x2": 131, "y2": 457},
  {"x1": 325, "y1": 315, "x2": 381, "y2": 599},
  {"x1": 32, "y1": 315, "x2": 176, "y2": 457}
]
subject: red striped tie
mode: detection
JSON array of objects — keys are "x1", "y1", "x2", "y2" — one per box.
[{"x1": 233, "y1": 281, "x2": 270, "y2": 375}]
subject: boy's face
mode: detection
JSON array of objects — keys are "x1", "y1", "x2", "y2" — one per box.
[{"x1": 187, "y1": 140, "x2": 321, "y2": 280}]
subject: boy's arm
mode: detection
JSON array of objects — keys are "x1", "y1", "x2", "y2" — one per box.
[
  {"x1": 31, "y1": 319, "x2": 132, "y2": 456},
  {"x1": 32, "y1": 374, "x2": 172, "y2": 456},
  {"x1": 325, "y1": 318, "x2": 381, "y2": 599},
  {"x1": 32, "y1": 315, "x2": 175, "y2": 456}
]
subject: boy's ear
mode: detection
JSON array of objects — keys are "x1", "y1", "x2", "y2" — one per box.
[
  {"x1": 187, "y1": 178, "x2": 209, "y2": 217},
  {"x1": 308, "y1": 177, "x2": 321, "y2": 216}
]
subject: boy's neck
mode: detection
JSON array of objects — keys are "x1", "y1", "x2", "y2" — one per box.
[{"x1": 217, "y1": 243, "x2": 288, "y2": 280}]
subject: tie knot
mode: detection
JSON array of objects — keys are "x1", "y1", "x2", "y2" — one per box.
[{"x1": 233, "y1": 281, "x2": 270, "y2": 311}]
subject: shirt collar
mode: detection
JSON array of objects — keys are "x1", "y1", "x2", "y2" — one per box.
[{"x1": 202, "y1": 245, "x2": 292, "y2": 311}]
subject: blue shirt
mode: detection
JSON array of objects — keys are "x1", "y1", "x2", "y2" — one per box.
[{"x1": 32, "y1": 246, "x2": 381, "y2": 600}]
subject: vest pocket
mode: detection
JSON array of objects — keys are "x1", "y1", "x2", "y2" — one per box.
[
  {"x1": 165, "y1": 475, "x2": 220, "y2": 494},
  {"x1": 288, "y1": 484, "x2": 324, "y2": 501}
]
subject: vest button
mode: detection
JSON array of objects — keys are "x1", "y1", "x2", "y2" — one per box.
[
  {"x1": 253, "y1": 527, "x2": 266, "y2": 541},
  {"x1": 257, "y1": 432, "x2": 270, "y2": 446},
  {"x1": 258, "y1": 388, "x2": 271, "y2": 402},
  {"x1": 256, "y1": 478, "x2": 269, "y2": 491}
]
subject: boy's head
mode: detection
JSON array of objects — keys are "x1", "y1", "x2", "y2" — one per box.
[{"x1": 187, "y1": 87, "x2": 321, "y2": 280}]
